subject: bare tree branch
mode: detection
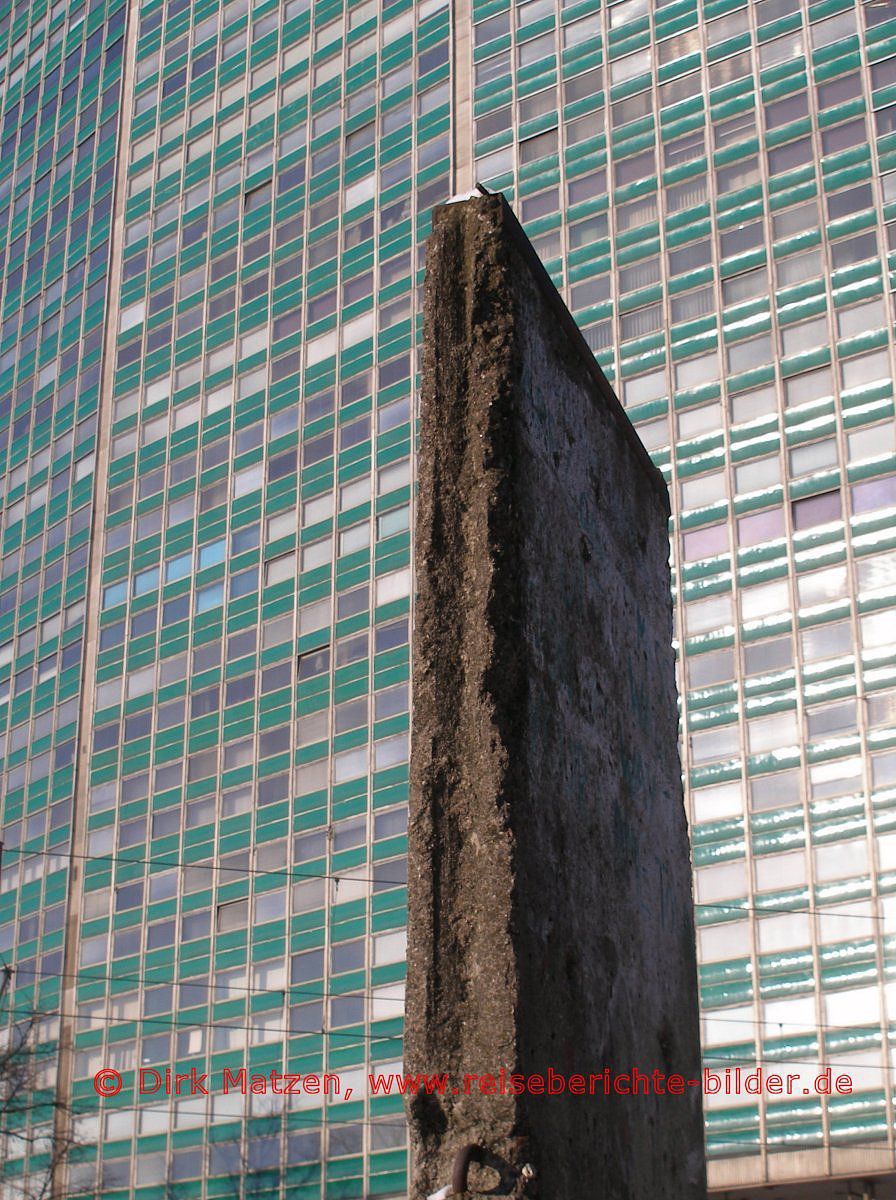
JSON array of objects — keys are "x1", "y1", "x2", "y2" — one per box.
[{"x1": 0, "y1": 985, "x2": 93, "y2": 1200}]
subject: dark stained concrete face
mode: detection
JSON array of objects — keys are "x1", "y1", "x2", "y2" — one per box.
[{"x1": 406, "y1": 193, "x2": 706, "y2": 1200}]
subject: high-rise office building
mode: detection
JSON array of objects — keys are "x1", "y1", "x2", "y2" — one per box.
[{"x1": 0, "y1": 0, "x2": 894, "y2": 1197}]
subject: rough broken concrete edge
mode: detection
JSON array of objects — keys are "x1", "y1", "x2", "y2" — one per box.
[
  {"x1": 406, "y1": 195, "x2": 530, "y2": 1192},
  {"x1": 431, "y1": 192, "x2": 670, "y2": 515}
]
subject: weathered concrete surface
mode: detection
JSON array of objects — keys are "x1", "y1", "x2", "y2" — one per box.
[{"x1": 406, "y1": 193, "x2": 705, "y2": 1200}]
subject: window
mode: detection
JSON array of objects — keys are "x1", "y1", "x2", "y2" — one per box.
[
  {"x1": 782, "y1": 317, "x2": 827, "y2": 358},
  {"x1": 720, "y1": 221, "x2": 763, "y2": 258},
  {"x1": 377, "y1": 505, "x2": 410, "y2": 539},
  {"x1": 569, "y1": 214, "x2": 608, "y2": 247},
  {"x1": 695, "y1": 859, "x2": 747, "y2": 903},
  {"x1": 620, "y1": 303, "x2": 662, "y2": 339},
  {"x1": 608, "y1": 0, "x2": 648, "y2": 27},
  {"x1": 298, "y1": 647, "x2": 330, "y2": 679},
  {"x1": 715, "y1": 112, "x2": 755, "y2": 148},
  {"x1": 852, "y1": 475, "x2": 896, "y2": 514},
  {"x1": 821, "y1": 118, "x2": 867, "y2": 157},
  {"x1": 709, "y1": 50, "x2": 752, "y2": 89},
  {"x1": 812, "y1": 10, "x2": 856, "y2": 48},
  {"x1": 244, "y1": 181, "x2": 271, "y2": 211},
  {"x1": 837, "y1": 298, "x2": 886, "y2": 339},
  {"x1": 737, "y1": 507, "x2": 785, "y2": 547},
  {"x1": 680, "y1": 471, "x2": 726, "y2": 509},
  {"x1": 760, "y1": 31, "x2": 803, "y2": 68},
  {"x1": 660, "y1": 31, "x2": 701, "y2": 67},
  {"x1": 807, "y1": 699, "x2": 857, "y2": 739},
  {"x1": 801, "y1": 619, "x2": 854, "y2": 667},
  {"x1": 827, "y1": 183, "x2": 873, "y2": 222},
  {"x1": 661, "y1": 71, "x2": 702, "y2": 108},
  {"x1": 683, "y1": 523, "x2": 729, "y2": 561},
  {"x1": 741, "y1": 580, "x2": 790, "y2": 622},
  {"x1": 612, "y1": 90, "x2": 652, "y2": 129},
  {"x1": 567, "y1": 169, "x2": 606, "y2": 205},
  {"x1": 571, "y1": 276, "x2": 610, "y2": 308},
  {"x1": 797, "y1": 563, "x2": 848, "y2": 609},
  {"x1": 792, "y1": 490, "x2": 842, "y2": 531},
  {"x1": 615, "y1": 197, "x2": 656, "y2": 232},
  {"x1": 685, "y1": 594, "x2": 734, "y2": 636},
  {"x1": 519, "y1": 128, "x2": 557, "y2": 164},
  {"x1": 841, "y1": 349, "x2": 890, "y2": 390},
  {"x1": 475, "y1": 51, "x2": 510, "y2": 87},
  {"x1": 789, "y1": 439, "x2": 838, "y2": 477},
  {"x1": 330, "y1": 994, "x2": 365, "y2": 1026},
  {"x1": 748, "y1": 711, "x2": 798, "y2": 754},
  {"x1": 671, "y1": 285, "x2": 714, "y2": 322},
  {"x1": 668, "y1": 239, "x2": 711, "y2": 276},
  {"x1": 768, "y1": 137, "x2": 811, "y2": 175},
  {"x1": 521, "y1": 188, "x2": 558, "y2": 222},
  {"x1": 765, "y1": 93, "x2": 808, "y2": 130},
  {"x1": 785, "y1": 367, "x2": 833, "y2": 409},
  {"x1": 474, "y1": 12, "x2": 509, "y2": 43},
  {"x1": 773, "y1": 200, "x2": 819, "y2": 240},
  {"x1": 619, "y1": 257, "x2": 659, "y2": 293},
  {"x1": 831, "y1": 231, "x2": 878, "y2": 270},
  {"x1": 331, "y1": 939, "x2": 365, "y2": 974},
  {"x1": 717, "y1": 157, "x2": 759, "y2": 193},
  {"x1": 614, "y1": 148, "x2": 656, "y2": 186},
  {"x1": 728, "y1": 334, "x2": 773, "y2": 374},
  {"x1": 776, "y1": 248, "x2": 822, "y2": 287},
  {"x1": 744, "y1": 636, "x2": 792, "y2": 676},
  {"x1": 676, "y1": 355, "x2": 718, "y2": 392},
  {"x1": 723, "y1": 269, "x2": 767, "y2": 305},
  {"x1": 751, "y1": 769, "x2": 801, "y2": 811},
  {"x1": 521, "y1": 88, "x2": 558, "y2": 125},
  {"x1": 611, "y1": 50, "x2": 651, "y2": 85},
  {"x1": 688, "y1": 648, "x2": 735, "y2": 688},
  {"x1": 817, "y1": 73, "x2": 861, "y2": 111}
]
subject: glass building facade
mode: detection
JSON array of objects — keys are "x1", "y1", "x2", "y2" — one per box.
[{"x1": 0, "y1": 0, "x2": 895, "y2": 1197}]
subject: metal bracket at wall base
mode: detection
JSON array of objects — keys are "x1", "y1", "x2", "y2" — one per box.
[{"x1": 426, "y1": 1145, "x2": 538, "y2": 1200}]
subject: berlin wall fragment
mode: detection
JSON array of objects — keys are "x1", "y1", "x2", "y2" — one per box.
[{"x1": 406, "y1": 192, "x2": 706, "y2": 1200}]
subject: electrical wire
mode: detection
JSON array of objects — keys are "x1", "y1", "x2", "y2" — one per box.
[
  {"x1": 0, "y1": 840, "x2": 408, "y2": 887},
  {"x1": 697, "y1": 900, "x2": 890, "y2": 920},
  {"x1": 3, "y1": 841, "x2": 895, "y2": 923},
  {"x1": 8, "y1": 1001, "x2": 896, "y2": 1081},
  {"x1": 9, "y1": 962, "x2": 408, "y2": 1005},
  {"x1": 1, "y1": 1001, "x2": 403, "y2": 1041},
  {"x1": 10, "y1": 961, "x2": 896, "y2": 1041}
]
